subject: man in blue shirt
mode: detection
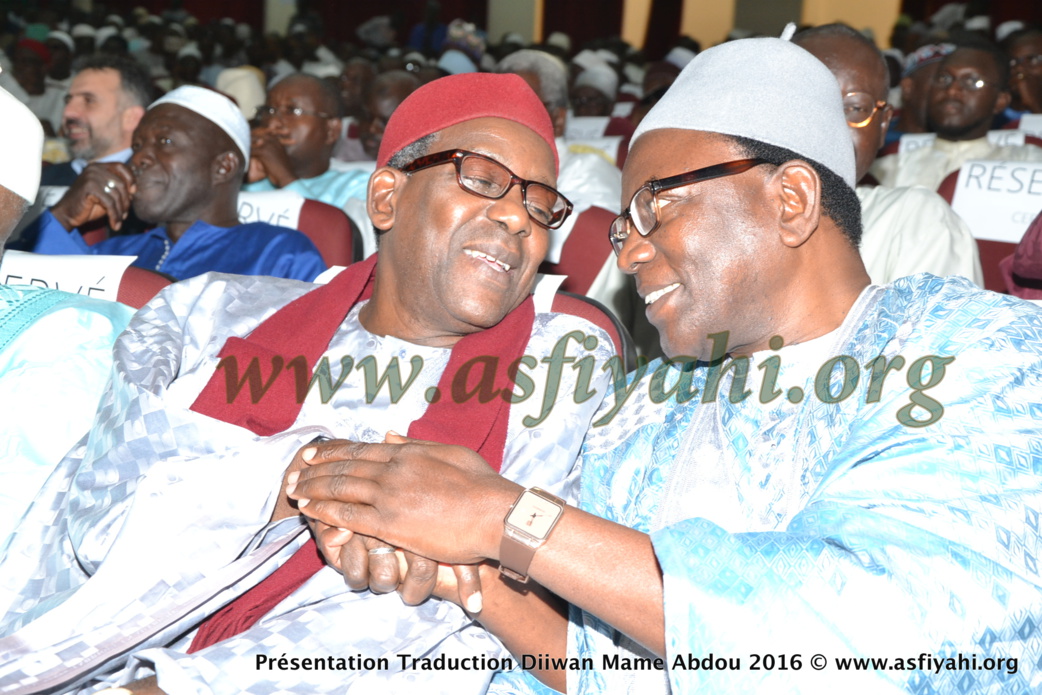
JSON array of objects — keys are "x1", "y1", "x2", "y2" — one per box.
[{"x1": 33, "y1": 86, "x2": 326, "y2": 282}]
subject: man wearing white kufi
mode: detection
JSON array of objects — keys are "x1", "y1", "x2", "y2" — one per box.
[
  {"x1": 0, "y1": 85, "x2": 133, "y2": 538},
  {"x1": 279, "y1": 30, "x2": 1042, "y2": 695},
  {"x1": 32, "y1": 85, "x2": 326, "y2": 282}
]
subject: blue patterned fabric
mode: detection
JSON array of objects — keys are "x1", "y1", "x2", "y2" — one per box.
[{"x1": 498, "y1": 274, "x2": 1042, "y2": 694}]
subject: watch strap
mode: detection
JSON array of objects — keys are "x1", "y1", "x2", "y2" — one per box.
[{"x1": 499, "y1": 487, "x2": 564, "y2": 583}]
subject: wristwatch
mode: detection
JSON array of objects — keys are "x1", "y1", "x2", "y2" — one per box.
[{"x1": 499, "y1": 487, "x2": 565, "y2": 583}]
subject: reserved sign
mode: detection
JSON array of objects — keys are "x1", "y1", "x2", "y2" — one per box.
[
  {"x1": 951, "y1": 159, "x2": 1042, "y2": 243},
  {"x1": 1017, "y1": 113, "x2": 1042, "y2": 137},
  {"x1": 0, "y1": 250, "x2": 135, "y2": 301},
  {"x1": 898, "y1": 130, "x2": 1027, "y2": 153},
  {"x1": 236, "y1": 190, "x2": 305, "y2": 230}
]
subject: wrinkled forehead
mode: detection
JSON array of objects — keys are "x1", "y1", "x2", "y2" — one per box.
[
  {"x1": 939, "y1": 48, "x2": 998, "y2": 76},
  {"x1": 622, "y1": 128, "x2": 739, "y2": 198},
  {"x1": 429, "y1": 117, "x2": 558, "y2": 186}
]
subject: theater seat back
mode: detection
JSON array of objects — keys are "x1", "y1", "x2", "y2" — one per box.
[{"x1": 551, "y1": 290, "x2": 637, "y2": 372}]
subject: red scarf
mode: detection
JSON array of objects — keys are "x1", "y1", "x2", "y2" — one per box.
[{"x1": 187, "y1": 254, "x2": 534, "y2": 651}]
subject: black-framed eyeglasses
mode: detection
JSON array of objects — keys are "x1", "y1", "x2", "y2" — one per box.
[
  {"x1": 610, "y1": 158, "x2": 769, "y2": 255},
  {"x1": 399, "y1": 149, "x2": 573, "y2": 230},
  {"x1": 257, "y1": 104, "x2": 333, "y2": 123},
  {"x1": 843, "y1": 92, "x2": 889, "y2": 128},
  {"x1": 931, "y1": 72, "x2": 992, "y2": 92}
]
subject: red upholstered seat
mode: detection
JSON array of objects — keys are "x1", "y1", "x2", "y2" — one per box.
[
  {"x1": 297, "y1": 199, "x2": 360, "y2": 267},
  {"x1": 551, "y1": 290, "x2": 636, "y2": 372},
  {"x1": 116, "y1": 266, "x2": 173, "y2": 308},
  {"x1": 539, "y1": 206, "x2": 617, "y2": 297},
  {"x1": 937, "y1": 168, "x2": 1021, "y2": 294}
]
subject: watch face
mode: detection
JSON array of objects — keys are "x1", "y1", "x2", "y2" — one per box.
[{"x1": 506, "y1": 493, "x2": 561, "y2": 538}]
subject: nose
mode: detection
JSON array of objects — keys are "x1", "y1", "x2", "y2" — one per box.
[
  {"x1": 615, "y1": 228, "x2": 655, "y2": 275},
  {"x1": 129, "y1": 146, "x2": 152, "y2": 176},
  {"x1": 486, "y1": 183, "x2": 532, "y2": 236}
]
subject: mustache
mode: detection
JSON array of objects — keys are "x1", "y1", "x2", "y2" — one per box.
[{"x1": 62, "y1": 117, "x2": 90, "y2": 132}]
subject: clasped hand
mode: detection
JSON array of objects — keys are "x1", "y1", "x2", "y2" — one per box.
[{"x1": 285, "y1": 433, "x2": 522, "y2": 613}]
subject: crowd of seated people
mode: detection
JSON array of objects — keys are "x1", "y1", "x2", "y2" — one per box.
[{"x1": 1, "y1": 4, "x2": 1042, "y2": 694}]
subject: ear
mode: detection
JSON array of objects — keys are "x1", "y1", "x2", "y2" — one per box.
[
  {"x1": 899, "y1": 76, "x2": 914, "y2": 104},
  {"x1": 993, "y1": 89, "x2": 1012, "y2": 114},
  {"x1": 121, "y1": 105, "x2": 145, "y2": 138},
  {"x1": 769, "y1": 161, "x2": 821, "y2": 249},
  {"x1": 367, "y1": 166, "x2": 407, "y2": 232},
  {"x1": 324, "y1": 116, "x2": 342, "y2": 146},
  {"x1": 875, "y1": 103, "x2": 894, "y2": 151},
  {"x1": 212, "y1": 150, "x2": 242, "y2": 185},
  {"x1": 550, "y1": 107, "x2": 568, "y2": 138}
]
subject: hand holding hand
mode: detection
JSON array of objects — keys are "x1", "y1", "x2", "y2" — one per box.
[{"x1": 286, "y1": 433, "x2": 521, "y2": 566}]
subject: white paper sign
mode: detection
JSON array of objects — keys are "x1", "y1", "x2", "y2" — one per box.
[
  {"x1": 236, "y1": 190, "x2": 304, "y2": 229},
  {"x1": 951, "y1": 159, "x2": 1042, "y2": 243},
  {"x1": 0, "y1": 250, "x2": 136, "y2": 301},
  {"x1": 898, "y1": 130, "x2": 1026, "y2": 152},
  {"x1": 1018, "y1": 113, "x2": 1042, "y2": 137},
  {"x1": 565, "y1": 115, "x2": 611, "y2": 139},
  {"x1": 611, "y1": 101, "x2": 635, "y2": 118}
]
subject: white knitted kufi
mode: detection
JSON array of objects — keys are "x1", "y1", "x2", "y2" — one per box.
[
  {"x1": 575, "y1": 64, "x2": 618, "y2": 100},
  {"x1": 150, "y1": 85, "x2": 251, "y2": 161},
  {"x1": 0, "y1": 84, "x2": 44, "y2": 202},
  {"x1": 632, "y1": 36, "x2": 856, "y2": 187}
]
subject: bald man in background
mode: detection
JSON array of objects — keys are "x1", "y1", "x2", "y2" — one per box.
[{"x1": 793, "y1": 24, "x2": 982, "y2": 285}]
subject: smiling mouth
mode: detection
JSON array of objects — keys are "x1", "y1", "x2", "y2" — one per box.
[
  {"x1": 645, "y1": 283, "x2": 680, "y2": 305},
  {"x1": 465, "y1": 249, "x2": 512, "y2": 272}
]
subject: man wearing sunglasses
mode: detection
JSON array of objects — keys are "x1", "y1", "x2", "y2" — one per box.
[
  {"x1": 793, "y1": 24, "x2": 981, "y2": 286},
  {"x1": 872, "y1": 38, "x2": 1042, "y2": 190},
  {"x1": 288, "y1": 33, "x2": 1042, "y2": 693},
  {"x1": 0, "y1": 74, "x2": 614, "y2": 694}
]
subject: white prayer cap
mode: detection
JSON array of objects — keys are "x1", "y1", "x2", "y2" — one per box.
[
  {"x1": 47, "y1": 30, "x2": 75, "y2": 52},
  {"x1": 0, "y1": 85, "x2": 43, "y2": 203},
  {"x1": 144, "y1": 15, "x2": 163, "y2": 26},
  {"x1": 575, "y1": 64, "x2": 618, "y2": 100},
  {"x1": 546, "y1": 31, "x2": 571, "y2": 52},
  {"x1": 438, "y1": 49, "x2": 477, "y2": 75},
  {"x1": 996, "y1": 20, "x2": 1026, "y2": 43},
  {"x1": 502, "y1": 32, "x2": 524, "y2": 46},
  {"x1": 964, "y1": 15, "x2": 990, "y2": 32},
  {"x1": 303, "y1": 62, "x2": 342, "y2": 79},
  {"x1": 235, "y1": 22, "x2": 252, "y2": 41},
  {"x1": 664, "y1": 46, "x2": 696, "y2": 69},
  {"x1": 105, "y1": 14, "x2": 125, "y2": 28},
  {"x1": 150, "y1": 85, "x2": 250, "y2": 161},
  {"x1": 216, "y1": 67, "x2": 265, "y2": 121},
  {"x1": 571, "y1": 49, "x2": 605, "y2": 72},
  {"x1": 71, "y1": 23, "x2": 97, "y2": 39},
  {"x1": 623, "y1": 62, "x2": 644, "y2": 85},
  {"x1": 403, "y1": 51, "x2": 427, "y2": 66},
  {"x1": 996, "y1": 20, "x2": 1025, "y2": 43},
  {"x1": 595, "y1": 48, "x2": 620, "y2": 65},
  {"x1": 167, "y1": 23, "x2": 186, "y2": 37},
  {"x1": 95, "y1": 26, "x2": 119, "y2": 47},
  {"x1": 632, "y1": 35, "x2": 856, "y2": 187},
  {"x1": 177, "y1": 42, "x2": 203, "y2": 61}
]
